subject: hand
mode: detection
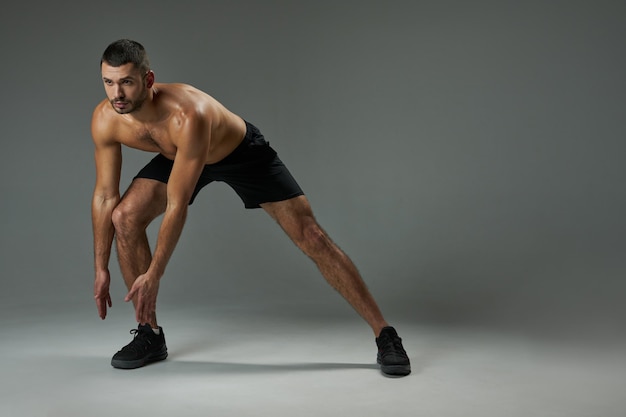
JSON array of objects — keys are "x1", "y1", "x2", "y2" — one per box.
[
  {"x1": 125, "y1": 273, "x2": 160, "y2": 324},
  {"x1": 94, "y1": 270, "x2": 112, "y2": 320}
]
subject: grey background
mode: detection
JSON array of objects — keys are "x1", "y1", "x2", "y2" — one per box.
[{"x1": 1, "y1": 0, "x2": 624, "y2": 343}]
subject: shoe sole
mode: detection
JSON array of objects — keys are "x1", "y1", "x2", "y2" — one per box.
[
  {"x1": 377, "y1": 358, "x2": 411, "y2": 376},
  {"x1": 380, "y1": 364, "x2": 411, "y2": 376},
  {"x1": 111, "y1": 347, "x2": 168, "y2": 369}
]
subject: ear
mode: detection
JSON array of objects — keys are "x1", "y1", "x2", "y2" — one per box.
[{"x1": 145, "y1": 70, "x2": 155, "y2": 88}]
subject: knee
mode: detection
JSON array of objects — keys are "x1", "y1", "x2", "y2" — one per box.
[
  {"x1": 111, "y1": 202, "x2": 143, "y2": 236},
  {"x1": 294, "y1": 221, "x2": 332, "y2": 257}
]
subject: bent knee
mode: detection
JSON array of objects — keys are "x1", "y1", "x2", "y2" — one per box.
[
  {"x1": 111, "y1": 203, "x2": 131, "y2": 232},
  {"x1": 111, "y1": 201, "x2": 147, "y2": 233}
]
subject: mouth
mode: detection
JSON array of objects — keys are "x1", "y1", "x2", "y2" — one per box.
[{"x1": 113, "y1": 100, "x2": 129, "y2": 109}]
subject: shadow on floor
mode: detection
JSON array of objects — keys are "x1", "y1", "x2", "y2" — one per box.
[{"x1": 137, "y1": 359, "x2": 380, "y2": 374}]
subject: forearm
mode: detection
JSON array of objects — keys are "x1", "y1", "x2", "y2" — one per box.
[
  {"x1": 91, "y1": 194, "x2": 120, "y2": 272},
  {"x1": 147, "y1": 204, "x2": 188, "y2": 279}
]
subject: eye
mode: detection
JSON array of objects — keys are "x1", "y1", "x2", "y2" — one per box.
[
  {"x1": 104, "y1": 79, "x2": 113, "y2": 85},
  {"x1": 122, "y1": 80, "x2": 132, "y2": 85}
]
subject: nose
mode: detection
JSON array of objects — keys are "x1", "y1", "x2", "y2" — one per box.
[{"x1": 113, "y1": 84, "x2": 125, "y2": 99}]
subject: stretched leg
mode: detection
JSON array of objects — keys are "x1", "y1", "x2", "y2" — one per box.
[
  {"x1": 262, "y1": 196, "x2": 389, "y2": 336},
  {"x1": 111, "y1": 178, "x2": 167, "y2": 327}
]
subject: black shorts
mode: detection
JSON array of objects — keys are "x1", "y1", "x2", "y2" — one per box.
[{"x1": 134, "y1": 121, "x2": 304, "y2": 208}]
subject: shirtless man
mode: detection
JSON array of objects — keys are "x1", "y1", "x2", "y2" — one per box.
[{"x1": 91, "y1": 39, "x2": 410, "y2": 376}]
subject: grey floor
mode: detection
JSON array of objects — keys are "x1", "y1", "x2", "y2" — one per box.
[{"x1": 1, "y1": 302, "x2": 624, "y2": 417}]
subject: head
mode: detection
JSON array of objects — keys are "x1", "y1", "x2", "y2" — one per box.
[{"x1": 100, "y1": 39, "x2": 154, "y2": 114}]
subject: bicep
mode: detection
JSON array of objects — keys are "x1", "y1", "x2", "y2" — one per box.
[
  {"x1": 167, "y1": 147, "x2": 206, "y2": 206},
  {"x1": 93, "y1": 141, "x2": 122, "y2": 198},
  {"x1": 91, "y1": 107, "x2": 122, "y2": 198},
  {"x1": 167, "y1": 118, "x2": 210, "y2": 206}
]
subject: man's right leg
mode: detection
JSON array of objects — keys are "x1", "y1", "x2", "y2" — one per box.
[
  {"x1": 110, "y1": 178, "x2": 168, "y2": 369},
  {"x1": 111, "y1": 178, "x2": 167, "y2": 327}
]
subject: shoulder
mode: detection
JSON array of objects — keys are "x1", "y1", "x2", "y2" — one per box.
[
  {"x1": 161, "y1": 83, "x2": 219, "y2": 112},
  {"x1": 90, "y1": 100, "x2": 119, "y2": 146},
  {"x1": 165, "y1": 85, "x2": 218, "y2": 126}
]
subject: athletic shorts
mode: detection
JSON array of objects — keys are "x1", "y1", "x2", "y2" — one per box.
[{"x1": 134, "y1": 121, "x2": 304, "y2": 208}]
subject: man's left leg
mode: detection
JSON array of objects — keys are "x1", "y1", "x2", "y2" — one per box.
[{"x1": 261, "y1": 195, "x2": 410, "y2": 376}]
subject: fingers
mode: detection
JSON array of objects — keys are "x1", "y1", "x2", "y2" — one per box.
[
  {"x1": 124, "y1": 286, "x2": 137, "y2": 303},
  {"x1": 135, "y1": 294, "x2": 155, "y2": 324},
  {"x1": 94, "y1": 277, "x2": 112, "y2": 320},
  {"x1": 125, "y1": 276, "x2": 158, "y2": 324},
  {"x1": 131, "y1": 290, "x2": 156, "y2": 324},
  {"x1": 95, "y1": 294, "x2": 108, "y2": 320}
]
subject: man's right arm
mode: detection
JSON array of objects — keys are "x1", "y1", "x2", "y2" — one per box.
[{"x1": 91, "y1": 107, "x2": 122, "y2": 319}]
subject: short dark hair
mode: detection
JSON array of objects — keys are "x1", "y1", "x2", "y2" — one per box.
[{"x1": 100, "y1": 39, "x2": 150, "y2": 73}]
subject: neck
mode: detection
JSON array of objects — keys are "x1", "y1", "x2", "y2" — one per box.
[{"x1": 125, "y1": 87, "x2": 159, "y2": 124}]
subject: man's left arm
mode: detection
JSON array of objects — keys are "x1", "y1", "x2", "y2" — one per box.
[{"x1": 125, "y1": 116, "x2": 209, "y2": 324}]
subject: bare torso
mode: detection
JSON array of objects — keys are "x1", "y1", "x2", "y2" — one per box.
[{"x1": 93, "y1": 83, "x2": 246, "y2": 163}]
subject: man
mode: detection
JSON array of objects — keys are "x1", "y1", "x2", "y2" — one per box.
[{"x1": 91, "y1": 39, "x2": 410, "y2": 376}]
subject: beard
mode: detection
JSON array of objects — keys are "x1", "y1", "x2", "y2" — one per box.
[{"x1": 110, "y1": 88, "x2": 149, "y2": 114}]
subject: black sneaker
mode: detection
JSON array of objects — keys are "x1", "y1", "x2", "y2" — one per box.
[
  {"x1": 376, "y1": 326, "x2": 411, "y2": 376},
  {"x1": 111, "y1": 324, "x2": 168, "y2": 369}
]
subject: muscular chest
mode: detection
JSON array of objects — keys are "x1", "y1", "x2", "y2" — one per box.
[{"x1": 121, "y1": 125, "x2": 178, "y2": 157}]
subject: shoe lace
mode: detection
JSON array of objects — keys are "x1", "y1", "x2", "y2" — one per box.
[
  {"x1": 121, "y1": 328, "x2": 153, "y2": 353},
  {"x1": 380, "y1": 334, "x2": 406, "y2": 356}
]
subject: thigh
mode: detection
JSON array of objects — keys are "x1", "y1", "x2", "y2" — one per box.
[{"x1": 261, "y1": 195, "x2": 316, "y2": 236}]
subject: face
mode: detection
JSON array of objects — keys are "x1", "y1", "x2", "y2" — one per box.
[{"x1": 101, "y1": 62, "x2": 153, "y2": 114}]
